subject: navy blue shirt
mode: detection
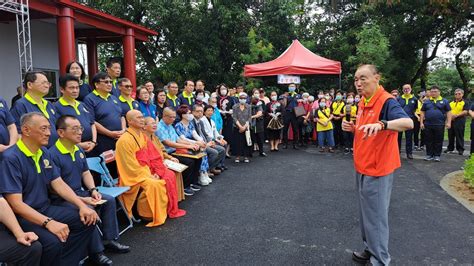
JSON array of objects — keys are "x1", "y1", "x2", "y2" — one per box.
[
  {"x1": 0, "y1": 97, "x2": 15, "y2": 146},
  {"x1": 178, "y1": 92, "x2": 195, "y2": 107},
  {"x1": 397, "y1": 95, "x2": 418, "y2": 118},
  {"x1": 165, "y1": 94, "x2": 181, "y2": 110},
  {"x1": 77, "y1": 83, "x2": 92, "y2": 102},
  {"x1": 0, "y1": 142, "x2": 60, "y2": 212},
  {"x1": 83, "y1": 91, "x2": 123, "y2": 154},
  {"x1": 284, "y1": 93, "x2": 301, "y2": 112},
  {"x1": 118, "y1": 96, "x2": 139, "y2": 117},
  {"x1": 49, "y1": 141, "x2": 88, "y2": 194},
  {"x1": 53, "y1": 98, "x2": 95, "y2": 142},
  {"x1": 379, "y1": 98, "x2": 410, "y2": 121},
  {"x1": 10, "y1": 94, "x2": 58, "y2": 147},
  {"x1": 111, "y1": 79, "x2": 120, "y2": 98},
  {"x1": 421, "y1": 97, "x2": 451, "y2": 126}
]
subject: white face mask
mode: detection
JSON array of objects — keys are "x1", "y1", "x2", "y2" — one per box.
[
  {"x1": 346, "y1": 98, "x2": 354, "y2": 104},
  {"x1": 318, "y1": 95, "x2": 324, "y2": 99},
  {"x1": 239, "y1": 99, "x2": 247, "y2": 104},
  {"x1": 253, "y1": 94, "x2": 259, "y2": 99},
  {"x1": 185, "y1": 114, "x2": 194, "y2": 121},
  {"x1": 271, "y1": 96, "x2": 277, "y2": 101},
  {"x1": 220, "y1": 90, "x2": 228, "y2": 96},
  {"x1": 196, "y1": 95, "x2": 204, "y2": 101}
]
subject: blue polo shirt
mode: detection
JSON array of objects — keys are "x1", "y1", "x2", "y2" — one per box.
[
  {"x1": 118, "y1": 95, "x2": 139, "y2": 117},
  {"x1": 10, "y1": 93, "x2": 58, "y2": 147},
  {"x1": 0, "y1": 97, "x2": 15, "y2": 146},
  {"x1": 138, "y1": 101, "x2": 157, "y2": 118},
  {"x1": 284, "y1": 92, "x2": 301, "y2": 111},
  {"x1": 0, "y1": 140, "x2": 60, "y2": 212},
  {"x1": 379, "y1": 98, "x2": 409, "y2": 121},
  {"x1": 49, "y1": 140, "x2": 88, "y2": 194},
  {"x1": 156, "y1": 119, "x2": 179, "y2": 153},
  {"x1": 77, "y1": 82, "x2": 92, "y2": 102},
  {"x1": 397, "y1": 94, "x2": 418, "y2": 118},
  {"x1": 111, "y1": 79, "x2": 120, "y2": 98},
  {"x1": 165, "y1": 93, "x2": 181, "y2": 110},
  {"x1": 178, "y1": 92, "x2": 195, "y2": 107},
  {"x1": 53, "y1": 97, "x2": 95, "y2": 142},
  {"x1": 83, "y1": 90, "x2": 123, "y2": 154},
  {"x1": 421, "y1": 97, "x2": 451, "y2": 126}
]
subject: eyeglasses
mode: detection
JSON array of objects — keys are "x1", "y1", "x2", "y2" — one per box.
[
  {"x1": 99, "y1": 80, "x2": 112, "y2": 84},
  {"x1": 60, "y1": 126, "x2": 84, "y2": 133},
  {"x1": 34, "y1": 81, "x2": 52, "y2": 87},
  {"x1": 122, "y1": 85, "x2": 133, "y2": 88}
]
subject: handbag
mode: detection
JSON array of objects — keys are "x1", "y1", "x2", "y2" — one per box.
[
  {"x1": 294, "y1": 105, "x2": 306, "y2": 117},
  {"x1": 245, "y1": 126, "x2": 252, "y2": 146}
]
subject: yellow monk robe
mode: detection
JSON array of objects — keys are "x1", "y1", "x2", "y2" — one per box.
[{"x1": 115, "y1": 129, "x2": 168, "y2": 227}]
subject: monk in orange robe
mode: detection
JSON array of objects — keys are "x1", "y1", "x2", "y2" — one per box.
[
  {"x1": 143, "y1": 117, "x2": 186, "y2": 218},
  {"x1": 115, "y1": 110, "x2": 168, "y2": 227}
]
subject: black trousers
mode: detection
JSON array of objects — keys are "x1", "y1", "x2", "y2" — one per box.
[
  {"x1": 398, "y1": 128, "x2": 414, "y2": 155},
  {"x1": 251, "y1": 131, "x2": 264, "y2": 153},
  {"x1": 178, "y1": 157, "x2": 201, "y2": 188},
  {"x1": 332, "y1": 119, "x2": 343, "y2": 147},
  {"x1": 0, "y1": 228, "x2": 42, "y2": 266},
  {"x1": 413, "y1": 118, "x2": 421, "y2": 147},
  {"x1": 447, "y1": 119, "x2": 465, "y2": 152},
  {"x1": 425, "y1": 125, "x2": 445, "y2": 157},
  {"x1": 343, "y1": 131, "x2": 354, "y2": 149},
  {"x1": 283, "y1": 111, "x2": 298, "y2": 144},
  {"x1": 232, "y1": 129, "x2": 251, "y2": 157}
]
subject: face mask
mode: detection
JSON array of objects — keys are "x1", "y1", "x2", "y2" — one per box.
[
  {"x1": 335, "y1": 95, "x2": 342, "y2": 101},
  {"x1": 271, "y1": 96, "x2": 277, "y2": 101},
  {"x1": 196, "y1": 95, "x2": 204, "y2": 101},
  {"x1": 253, "y1": 94, "x2": 260, "y2": 99},
  {"x1": 289, "y1": 87, "x2": 296, "y2": 92},
  {"x1": 185, "y1": 114, "x2": 194, "y2": 120},
  {"x1": 354, "y1": 98, "x2": 360, "y2": 103},
  {"x1": 239, "y1": 99, "x2": 247, "y2": 104},
  {"x1": 220, "y1": 90, "x2": 228, "y2": 96},
  {"x1": 325, "y1": 95, "x2": 330, "y2": 100},
  {"x1": 319, "y1": 102, "x2": 326, "y2": 108},
  {"x1": 346, "y1": 98, "x2": 354, "y2": 104},
  {"x1": 318, "y1": 95, "x2": 324, "y2": 99}
]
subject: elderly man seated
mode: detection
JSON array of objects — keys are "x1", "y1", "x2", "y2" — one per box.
[
  {"x1": 115, "y1": 110, "x2": 169, "y2": 227},
  {"x1": 157, "y1": 107, "x2": 202, "y2": 196}
]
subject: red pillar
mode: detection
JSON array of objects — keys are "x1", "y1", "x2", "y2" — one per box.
[
  {"x1": 57, "y1": 7, "x2": 76, "y2": 75},
  {"x1": 86, "y1": 37, "x2": 98, "y2": 79},
  {"x1": 123, "y1": 28, "x2": 137, "y2": 96}
]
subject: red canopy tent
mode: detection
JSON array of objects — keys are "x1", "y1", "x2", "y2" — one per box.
[{"x1": 244, "y1": 39, "x2": 341, "y2": 78}]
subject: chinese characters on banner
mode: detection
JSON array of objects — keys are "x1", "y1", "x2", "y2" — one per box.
[{"x1": 277, "y1": 75, "x2": 301, "y2": 84}]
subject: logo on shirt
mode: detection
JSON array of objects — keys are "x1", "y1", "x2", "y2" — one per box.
[
  {"x1": 83, "y1": 107, "x2": 90, "y2": 113},
  {"x1": 0, "y1": 103, "x2": 3, "y2": 108},
  {"x1": 79, "y1": 152, "x2": 84, "y2": 159},
  {"x1": 113, "y1": 100, "x2": 118, "y2": 104},
  {"x1": 43, "y1": 159, "x2": 52, "y2": 168},
  {"x1": 51, "y1": 109, "x2": 55, "y2": 114}
]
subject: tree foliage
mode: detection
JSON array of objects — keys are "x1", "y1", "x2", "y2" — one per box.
[{"x1": 78, "y1": 0, "x2": 472, "y2": 93}]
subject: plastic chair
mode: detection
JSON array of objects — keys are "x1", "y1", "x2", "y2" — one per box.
[{"x1": 86, "y1": 155, "x2": 133, "y2": 235}]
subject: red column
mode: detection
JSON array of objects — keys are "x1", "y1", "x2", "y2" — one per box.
[
  {"x1": 57, "y1": 7, "x2": 76, "y2": 75},
  {"x1": 123, "y1": 28, "x2": 137, "y2": 96},
  {"x1": 86, "y1": 37, "x2": 98, "y2": 79}
]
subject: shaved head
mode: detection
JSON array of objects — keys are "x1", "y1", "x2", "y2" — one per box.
[
  {"x1": 357, "y1": 64, "x2": 379, "y2": 75},
  {"x1": 126, "y1": 110, "x2": 145, "y2": 129},
  {"x1": 126, "y1": 109, "x2": 142, "y2": 122}
]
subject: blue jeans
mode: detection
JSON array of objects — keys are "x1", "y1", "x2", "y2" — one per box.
[{"x1": 317, "y1": 130, "x2": 335, "y2": 147}]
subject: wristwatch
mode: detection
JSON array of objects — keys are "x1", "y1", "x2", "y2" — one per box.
[{"x1": 380, "y1": 120, "x2": 388, "y2": 130}]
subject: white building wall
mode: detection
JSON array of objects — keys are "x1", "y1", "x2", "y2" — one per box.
[{"x1": 0, "y1": 19, "x2": 59, "y2": 105}]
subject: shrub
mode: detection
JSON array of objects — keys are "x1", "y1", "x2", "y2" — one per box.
[{"x1": 463, "y1": 156, "x2": 474, "y2": 187}]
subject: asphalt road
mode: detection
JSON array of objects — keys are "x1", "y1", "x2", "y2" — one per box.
[{"x1": 108, "y1": 145, "x2": 474, "y2": 265}]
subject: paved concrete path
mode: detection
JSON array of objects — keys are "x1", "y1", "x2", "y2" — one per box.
[{"x1": 109, "y1": 145, "x2": 474, "y2": 265}]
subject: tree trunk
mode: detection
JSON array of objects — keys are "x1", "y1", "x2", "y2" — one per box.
[
  {"x1": 410, "y1": 38, "x2": 445, "y2": 86},
  {"x1": 454, "y1": 33, "x2": 472, "y2": 94}
]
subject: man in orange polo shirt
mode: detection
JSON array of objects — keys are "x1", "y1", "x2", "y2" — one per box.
[{"x1": 343, "y1": 64, "x2": 413, "y2": 266}]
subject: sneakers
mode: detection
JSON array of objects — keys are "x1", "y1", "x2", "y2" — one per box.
[
  {"x1": 434, "y1": 156, "x2": 441, "y2": 162},
  {"x1": 184, "y1": 187, "x2": 195, "y2": 196},
  {"x1": 244, "y1": 158, "x2": 250, "y2": 163},
  {"x1": 190, "y1": 184, "x2": 201, "y2": 191},
  {"x1": 204, "y1": 172, "x2": 213, "y2": 184},
  {"x1": 198, "y1": 174, "x2": 210, "y2": 186},
  {"x1": 444, "y1": 149, "x2": 454, "y2": 154},
  {"x1": 458, "y1": 150, "x2": 464, "y2": 155},
  {"x1": 424, "y1": 156, "x2": 434, "y2": 161},
  {"x1": 344, "y1": 148, "x2": 350, "y2": 154}
]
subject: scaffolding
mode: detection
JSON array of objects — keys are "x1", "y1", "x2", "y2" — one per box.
[{"x1": 0, "y1": 0, "x2": 33, "y2": 84}]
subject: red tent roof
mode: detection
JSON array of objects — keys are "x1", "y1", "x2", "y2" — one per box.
[{"x1": 244, "y1": 40, "x2": 341, "y2": 77}]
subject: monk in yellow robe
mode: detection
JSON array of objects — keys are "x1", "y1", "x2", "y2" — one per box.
[{"x1": 115, "y1": 110, "x2": 168, "y2": 227}]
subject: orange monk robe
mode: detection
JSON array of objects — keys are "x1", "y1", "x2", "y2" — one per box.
[{"x1": 115, "y1": 129, "x2": 168, "y2": 227}]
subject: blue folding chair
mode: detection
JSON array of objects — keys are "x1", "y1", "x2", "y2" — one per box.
[{"x1": 87, "y1": 155, "x2": 133, "y2": 235}]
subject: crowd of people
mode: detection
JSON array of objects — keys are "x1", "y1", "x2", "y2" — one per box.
[{"x1": 0, "y1": 59, "x2": 471, "y2": 266}]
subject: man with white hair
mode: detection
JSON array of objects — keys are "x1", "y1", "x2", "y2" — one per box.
[{"x1": 445, "y1": 88, "x2": 468, "y2": 155}]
